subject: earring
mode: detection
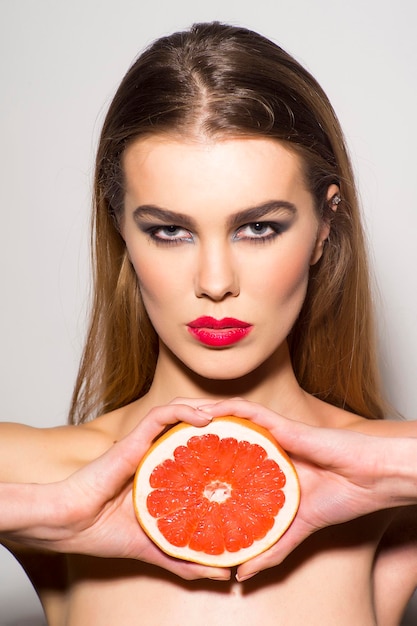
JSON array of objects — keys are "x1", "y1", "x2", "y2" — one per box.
[{"x1": 330, "y1": 193, "x2": 341, "y2": 207}]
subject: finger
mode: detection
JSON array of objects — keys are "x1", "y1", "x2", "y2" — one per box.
[
  {"x1": 168, "y1": 397, "x2": 218, "y2": 408},
  {"x1": 197, "y1": 399, "x2": 330, "y2": 456},
  {"x1": 197, "y1": 398, "x2": 284, "y2": 426},
  {"x1": 73, "y1": 404, "x2": 213, "y2": 496},
  {"x1": 137, "y1": 541, "x2": 231, "y2": 581},
  {"x1": 195, "y1": 398, "x2": 299, "y2": 443},
  {"x1": 235, "y1": 523, "x2": 311, "y2": 581},
  {"x1": 139, "y1": 403, "x2": 213, "y2": 437},
  {"x1": 164, "y1": 559, "x2": 231, "y2": 582},
  {"x1": 122, "y1": 403, "x2": 213, "y2": 460}
]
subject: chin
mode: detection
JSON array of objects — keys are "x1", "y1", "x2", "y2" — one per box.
[
  {"x1": 185, "y1": 355, "x2": 269, "y2": 385},
  {"x1": 160, "y1": 340, "x2": 284, "y2": 384}
]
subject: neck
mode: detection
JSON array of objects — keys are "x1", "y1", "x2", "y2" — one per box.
[{"x1": 145, "y1": 342, "x2": 310, "y2": 420}]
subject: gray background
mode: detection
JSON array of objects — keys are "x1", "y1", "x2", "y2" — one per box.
[{"x1": 1, "y1": 0, "x2": 416, "y2": 623}]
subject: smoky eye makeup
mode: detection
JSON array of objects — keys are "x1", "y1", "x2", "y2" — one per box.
[
  {"x1": 132, "y1": 205, "x2": 196, "y2": 244},
  {"x1": 133, "y1": 218, "x2": 195, "y2": 245},
  {"x1": 232, "y1": 220, "x2": 290, "y2": 243},
  {"x1": 131, "y1": 200, "x2": 297, "y2": 245},
  {"x1": 137, "y1": 219, "x2": 290, "y2": 246},
  {"x1": 143, "y1": 224, "x2": 194, "y2": 244},
  {"x1": 228, "y1": 201, "x2": 297, "y2": 243}
]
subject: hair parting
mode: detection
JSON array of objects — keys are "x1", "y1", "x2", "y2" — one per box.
[{"x1": 69, "y1": 21, "x2": 389, "y2": 424}]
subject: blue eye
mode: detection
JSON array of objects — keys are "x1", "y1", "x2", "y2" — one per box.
[
  {"x1": 147, "y1": 225, "x2": 194, "y2": 244},
  {"x1": 234, "y1": 222, "x2": 282, "y2": 242}
]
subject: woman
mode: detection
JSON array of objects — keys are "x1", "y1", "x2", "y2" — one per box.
[{"x1": 1, "y1": 21, "x2": 416, "y2": 625}]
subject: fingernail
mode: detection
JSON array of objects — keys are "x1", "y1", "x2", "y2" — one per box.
[
  {"x1": 197, "y1": 404, "x2": 215, "y2": 410},
  {"x1": 236, "y1": 571, "x2": 259, "y2": 582},
  {"x1": 195, "y1": 409, "x2": 213, "y2": 419}
]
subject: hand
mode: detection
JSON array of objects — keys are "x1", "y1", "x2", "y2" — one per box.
[
  {"x1": 197, "y1": 398, "x2": 414, "y2": 580},
  {"x1": 5, "y1": 403, "x2": 230, "y2": 581}
]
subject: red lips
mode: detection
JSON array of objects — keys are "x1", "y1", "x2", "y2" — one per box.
[{"x1": 187, "y1": 317, "x2": 252, "y2": 347}]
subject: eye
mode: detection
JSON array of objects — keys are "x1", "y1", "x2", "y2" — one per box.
[
  {"x1": 233, "y1": 222, "x2": 282, "y2": 242},
  {"x1": 148, "y1": 225, "x2": 194, "y2": 244}
]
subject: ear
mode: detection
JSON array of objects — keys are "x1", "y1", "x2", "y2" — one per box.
[{"x1": 310, "y1": 184, "x2": 340, "y2": 265}]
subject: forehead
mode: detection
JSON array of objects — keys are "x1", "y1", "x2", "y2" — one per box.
[{"x1": 123, "y1": 136, "x2": 310, "y2": 214}]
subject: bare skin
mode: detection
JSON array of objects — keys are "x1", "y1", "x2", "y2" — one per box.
[
  {"x1": 0, "y1": 405, "x2": 220, "y2": 576},
  {"x1": 2, "y1": 400, "x2": 416, "y2": 571},
  {"x1": 2, "y1": 136, "x2": 416, "y2": 624},
  {"x1": 2, "y1": 392, "x2": 417, "y2": 626}
]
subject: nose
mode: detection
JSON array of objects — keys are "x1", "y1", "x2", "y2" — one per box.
[{"x1": 194, "y1": 241, "x2": 239, "y2": 301}]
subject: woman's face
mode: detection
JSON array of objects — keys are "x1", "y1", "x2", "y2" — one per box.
[{"x1": 121, "y1": 136, "x2": 330, "y2": 381}]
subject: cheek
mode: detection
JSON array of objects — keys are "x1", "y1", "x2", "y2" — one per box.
[
  {"x1": 129, "y1": 251, "x2": 186, "y2": 311},
  {"x1": 127, "y1": 250, "x2": 157, "y2": 302},
  {"x1": 249, "y1": 247, "x2": 312, "y2": 304}
]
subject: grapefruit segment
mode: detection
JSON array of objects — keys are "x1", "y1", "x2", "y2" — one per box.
[{"x1": 133, "y1": 416, "x2": 300, "y2": 566}]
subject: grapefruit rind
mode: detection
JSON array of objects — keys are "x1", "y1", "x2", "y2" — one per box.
[{"x1": 133, "y1": 416, "x2": 300, "y2": 567}]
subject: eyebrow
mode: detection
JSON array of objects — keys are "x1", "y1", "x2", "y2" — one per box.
[
  {"x1": 133, "y1": 201, "x2": 297, "y2": 229},
  {"x1": 227, "y1": 201, "x2": 297, "y2": 229}
]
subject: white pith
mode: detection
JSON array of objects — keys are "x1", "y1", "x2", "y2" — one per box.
[
  {"x1": 134, "y1": 418, "x2": 300, "y2": 567},
  {"x1": 203, "y1": 480, "x2": 232, "y2": 503}
]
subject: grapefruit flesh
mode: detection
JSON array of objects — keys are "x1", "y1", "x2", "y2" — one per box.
[{"x1": 133, "y1": 416, "x2": 300, "y2": 567}]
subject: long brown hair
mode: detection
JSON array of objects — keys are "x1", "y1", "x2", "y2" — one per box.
[{"x1": 69, "y1": 21, "x2": 386, "y2": 424}]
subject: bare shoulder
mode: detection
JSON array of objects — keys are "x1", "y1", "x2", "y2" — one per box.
[
  {"x1": 346, "y1": 415, "x2": 417, "y2": 438},
  {"x1": 306, "y1": 394, "x2": 417, "y2": 436}
]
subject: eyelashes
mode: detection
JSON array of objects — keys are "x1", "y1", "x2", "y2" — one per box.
[
  {"x1": 233, "y1": 222, "x2": 284, "y2": 242},
  {"x1": 146, "y1": 225, "x2": 193, "y2": 244},
  {"x1": 140, "y1": 221, "x2": 286, "y2": 246}
]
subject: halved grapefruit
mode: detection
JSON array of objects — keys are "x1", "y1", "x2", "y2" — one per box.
[{"x1": 133, "y1": 416, "x2": 300, "y2": 567}]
